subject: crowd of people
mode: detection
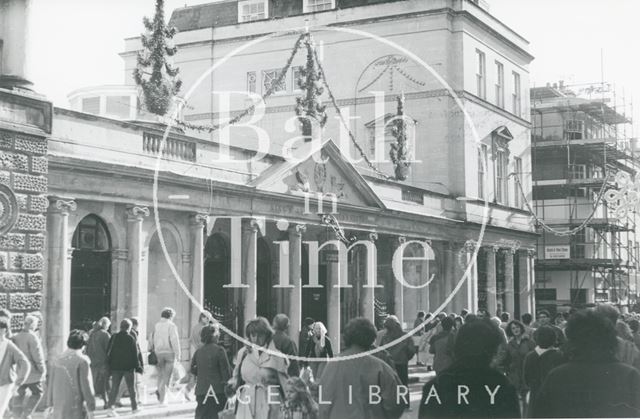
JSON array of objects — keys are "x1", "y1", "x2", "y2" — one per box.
[{"x1": 0, "y1": 303, "x2": 638, "y2": 418}]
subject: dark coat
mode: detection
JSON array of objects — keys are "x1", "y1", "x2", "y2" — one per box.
[
  {"x1": 305, "y1": 336, "x2": 333, "y2": 359},
  {"x1": 419, "y1": 363, "x2": 520, "y2": 418},
  {"x1": 107, "y1": 331, "x2": 141, "y2": 372},
  {"x1": 381, "y1": 332, "x2": 417, "y2": 366},
  {"x1": 190, "y1": 342, "x2": 232, "y2": 396},
  {"x1": 522, "y1": 348, "x2": 564, "y2": 412},
  {"x1": 429, "y1": 331, "x2": 455, "y2": 374},
  {"x1": 272, "y1": 330, "x2": 300, "y2": 377},
  {"x1": 497, "y1": 336, "x2": 535, "y2": 393},
  {"x1": 531, "y1": 361, "x2": 640, "y2": 418}
]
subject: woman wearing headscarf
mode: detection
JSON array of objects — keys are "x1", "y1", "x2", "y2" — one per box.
[
  {"x1": 304, "y1": 322, "x2": 333, "y2": 380},
  {"x1": 228, "y1": 317, "x2": 289, "y2": 419},
  {"x1": 185, "y1": 310, "x2": 215, "y2": 399}
]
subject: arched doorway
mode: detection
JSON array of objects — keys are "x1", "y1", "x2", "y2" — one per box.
[
  {"x1": 70, "y1": 215, "x2": 112, "y2": 331},
  {"x1": 256, "y1": 238, "x2": 274, "y2": 321},
  {"x1": 204, "y1": 234, "x2": 230, "y2": 319}
]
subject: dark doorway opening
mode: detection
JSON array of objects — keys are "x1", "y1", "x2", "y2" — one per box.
[
  {"x1": 204, "y1": 234, "x2": 230, "y2": 320},
  {"x1": 256, "y1": 238, "x2": 274, "y2": 321},
  {"x1": 70, "y1": 215, "x2": 111, "y2": 331}
]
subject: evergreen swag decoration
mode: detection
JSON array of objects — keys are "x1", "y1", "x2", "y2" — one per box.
[
  {"x1": 295, "y1": 34, "x2": 328, "y2": 141},
  {"x1": 133, "y1": 0, "x2": 182, "y2": 116},
  {"x1": 389, "y1": 94, "x2": 411, "y2": 181}
]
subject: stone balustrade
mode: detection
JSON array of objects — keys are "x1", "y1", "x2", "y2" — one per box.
[{"x1": 142, "y1": 131, "x2": 196, "y2": 162}]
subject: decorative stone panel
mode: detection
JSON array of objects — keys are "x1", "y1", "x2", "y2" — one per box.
[
  {"x1": 28, "y1": 196, "x2": 48, "y2": 213},
  {"x1": 9, "y1": 253, "x2": 44, "y2": 271},
  {"x1": 15, "y1": 194, "x2": 27, "y2": 211},
  {"x1": 27, "y1": 234, "x2": 44, "y2": 251},
  {"x1": 16, "y1": 214, "x2": 46, "y2": 231},
  {"x1": 0, "y1": 152, "x2": 28, "y2": 171},
  {"x1": 0, "y1": 233, "x2": 25, "y2": 250},
  {"x1": 30, "y1": 156, "x2": 47, "y2": 174},
  {"x1": 26, "y1": 273, "x2": 42, "y2": 291},
  {"x1": 13, "y1": 174, "x2": 47, "y2": 193},
  {"x1": 9, "y1": 293, "x2": 42, "y2": 311},
  {"x1": 0, "y1": 171, "x2": 9, "y2": 186},
  {"x1": 14, "y1": 137, "x2": 47, "y2": 156},
  {"x1": 0, "y1": 272, "x2": 25, "y2": 290}
]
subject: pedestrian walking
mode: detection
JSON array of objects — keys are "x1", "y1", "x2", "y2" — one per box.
[
  {"x1": 429, "y1": 316, "x2": 455, "y2": 374},
  {"x1": 185, "y1": 310, "x2": 215, "y2": 400},
  {"x1": 45, "y1": 330, "x2": 96, "y2": 419},
  {"x1": 318, "y1": 317, "x2": 404, "y2": 419},
  {"x1": 106, "y1": 319, "x2": 142, "y2": 416},
  {"x1": 531, "y1": 309, "x2": 640, "y2": 418},
  {"x1": 521, "y1": 313, "x2": 535, "y2": 339},
  {"x1": 523, "y1": 325, "x2": 565, "y2": 417},
  {"x1": 298, "y1": 317, "x2": 315, "y2": 367},
  {"x1": 11, "y1": 314, "x2": 45, "y2": 419},
  {"x1": 535, "y1": 310, "x2": 566, "y2": 348},
  {"x1": 596, "y1": 304, "x2": 640, "y2": 371},
  {"x1": 86, "y1": 316, "x2": 111, "y2": 407},
  {"x1": 497, "y1": 320, "x2": 536, "y2": 410},
  {"x1": 305, "y1": 322, "x2": 333, "y2": 380},
  {"x1": 380, "y1": 315, "x2": 415, "y2": 409},
  {"x1": 412, "y1": 311, "x2": 426, "y2": 366},
  {"x1": 151, "y1": 307, "x2": 181, "y2": 405},
  {"x1": 272, "y1": 314, "x2": 300, "y2": 377},
  {"x1": 629, "y1": 319, "x2": 640, "y2": 350},
  {"x1": 190, "y1": 323, "x2": 231, "y2": 419},
  {"x1": 419, "y1": 319, "x2": 521, "y2": 419},
  {"x1": 0, "y1": 317, "x2": 29, "y2": 417},
  {"x1": 228, "y1": 317, "x2": 288, "y2": 419},
  {"x1": 281, "y1": 376, "x2": 318, "y2": 419}
]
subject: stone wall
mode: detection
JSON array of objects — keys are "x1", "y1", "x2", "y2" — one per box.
[{"x1": 0, "y1": 117, "x2": 49, "y2": 329}]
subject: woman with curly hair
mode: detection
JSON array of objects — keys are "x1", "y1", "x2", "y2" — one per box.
[
  {"x1": 281, "y1": 377, "x2": 318, "y2": 419},
  {"x1": 497, "y1": 319, "x2": 535, "y2": 407},
  {"x1": 532, "y1": 310, "x2": 640, "y2": 418}
]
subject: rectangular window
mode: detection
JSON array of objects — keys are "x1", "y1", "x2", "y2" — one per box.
[
  {"x1": 82, "y1": 97, "x2": 100, "y2": 114},
  {"x1": 247, "y1": 71, "x2": 257, "y2": 93},
  {"x1": 495, "y1": 61, "x2": 504, "y2": 108},
  {"x1": 564, "y1": 119, "x2": 584, "y2": 140},
  {"x1": 568, "y1": 164, "x2": 587, "y2": 180},
  {"x1": 572, "y1": 229, "x2": 586, "y2": 258},
  {"x1": 262, "y1": 69, "x2": 286, "y2": 93},
  {"x1": 238, "y1": 0, "x2": 267, "y2": 22},
  {"x1": 303, "y1": 0, "x2": 335, "y2": 13},
  {"x1": 476, "y1": 50, "x2": 486, "y2": 99},
  {"x1": 570, "y1": 289, "x2": 587, "y2": 305},
  {"x1": 292, "y1": 66, "x2": 304, "y2": 91},
  {"x1": 401, "y1": 188, "x2": 424, "y2": 205},
  {"x1": 514, "y1": 157, "x2": 522, "y2": 208},
  {"x1": 478, "y1": 144, "x2": 488, "y2": 199},
  {"x1": 512, "y1": 71, "x2": 521, "y2": 116},
  {"x1": 105, "y1": 96, "x2": 130, "y2": 119},
  {"x1": 495, "y1": 149, "x2": 508, "y2": 204}
]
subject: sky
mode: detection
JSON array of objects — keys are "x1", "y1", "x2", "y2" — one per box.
[{"x1": 28, "y1": 0, "x2": 640, "y2": 131}]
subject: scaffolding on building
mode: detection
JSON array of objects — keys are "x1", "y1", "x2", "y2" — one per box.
[{"x1": 531, "y1": 81, "x2": 639, "y2": 313}]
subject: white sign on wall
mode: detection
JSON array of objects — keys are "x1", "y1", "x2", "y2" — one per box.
[{"x1": 545, "y1": 245, "x2": 570, "y2": 259}]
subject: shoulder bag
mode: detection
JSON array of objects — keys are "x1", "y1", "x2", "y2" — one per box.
[{"x1": 147, "y1": 331, "x2": 158, "y2": 366}]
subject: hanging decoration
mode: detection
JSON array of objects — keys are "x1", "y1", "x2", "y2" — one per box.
[
  {"x1": 511, "y1": 171, "x2": 613, "y2": 236},
  {"x1": 133, "y1": 0, "x2": 182, "y2": 116},
  {"x1": 603, "y1": 171, "x2": 640, "y2": 218},
  {"x1": 389, "y1": 94, "x2": 411, "y2": 180},
  {"x1": 295, "y1": 33, "x2": 328, "y2": 141}
]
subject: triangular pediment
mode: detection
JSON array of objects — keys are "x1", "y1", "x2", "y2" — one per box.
[{"x1": 249, "y1": 139, "x2": 385, "y2": 209}]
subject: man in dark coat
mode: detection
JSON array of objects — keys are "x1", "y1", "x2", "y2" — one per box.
[
  {"x1": 272, "y1": 314, "x2": 300, "y2": 377},
  {"x1": 106, "y1": 319, "x2": 142, "y2": 415},
  {"x1": 532, "y1": 310, "x2": 640, "y2": 418},
  {"x1": 419, "y1": 319, "x2": 521, "y2": 419}
]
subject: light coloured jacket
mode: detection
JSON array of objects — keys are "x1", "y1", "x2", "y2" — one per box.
[
  {"x1": 0, "y1": 339, "x2": 29, "y2": 386},
  {"x1": 152, "y1": 318, "x2": 181, "y2": 358},
  {"x1": 12, "y1": 330, "x2": 45, "y2": 384}
]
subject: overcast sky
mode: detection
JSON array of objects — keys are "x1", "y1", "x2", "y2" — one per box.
[{"x1": 29, "y1": 0, "x2": 640, "y2": 131}]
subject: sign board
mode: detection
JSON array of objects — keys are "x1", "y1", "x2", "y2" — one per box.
[{"x1": 545, "y1": 245, "x2": 570, "y2": 259}]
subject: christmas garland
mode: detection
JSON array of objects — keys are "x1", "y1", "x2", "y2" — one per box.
[
  {"x1": 175, "y1": 33, "x2": 306, "y2": 133},
  {"x1": 389, "y1": 94, "x2": 411, "y2": 180},
  {"x1": 295, "y1": 34, "x2": 328, "y2": 140}
]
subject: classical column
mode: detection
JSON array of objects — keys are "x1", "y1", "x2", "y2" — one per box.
[
  {"x1": 288, "y1": 224, "x2": 305, "y2": 339},
  {"x1": 112, "y1": 249, "x2": 128, "y2": 326},
  {"x1": 360, "y1": 232, "x2": 378, "y2": 323},
  {"x1": 0, "y1": 0, "x2": 34, "y2": 88},
  {"x1": 45, "y1": 197, "x2": 76, "y2": 357},
  {"x1": 518, "y1": 250, "x2": 535, "y2": 315},
  {"x1": 126, "y1": 205, "x2": 149, "y2": 342},
  {"x1": 242, "y1": 218, "x2": 258, "y2": 325},
  {"x1": 189, "y1": 213, "x2": 207, "y2": 325},
  {"x1": 462, "y1": 240, "x2": 479, "y2": 313},
  {"x1": 392, "y1": 236, "x2": 406, "y2": 325},
  {"x1": 326, "y1": 253, "x2": 341, "y2": 353},
  {"x1": 486, "y1": 246, "x2": 498, "y2": 316},
  {"x1": 504, "y1": 249, "x2": 516, "y2": 316}
]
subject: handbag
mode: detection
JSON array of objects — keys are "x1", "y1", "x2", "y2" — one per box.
[
  {"x1": 147, "y1": 331, "x2": 158, "y2": 365},
  {"x1": 219, "y1": 396, "x2": 236, "y2": 419}
]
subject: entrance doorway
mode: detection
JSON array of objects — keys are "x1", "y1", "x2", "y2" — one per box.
[
  {"x1": 204, "y1": 234, "x2": 230, "y2": 319},
  {"x1": 70, "y1": 215, "x2": 111, "y2": 331},
  {"x1": 256, "y1": 238, "x2": 274, "y2": 320}
]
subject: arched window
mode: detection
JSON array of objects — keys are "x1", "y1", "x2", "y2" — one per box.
[{"x1": 72, "y1": 215, "x2": 110, "y2": 251}]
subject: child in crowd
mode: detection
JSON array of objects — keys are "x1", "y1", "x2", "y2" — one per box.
[{"x1": 281, "y1": 377, "x2": 318, "y2": 419}]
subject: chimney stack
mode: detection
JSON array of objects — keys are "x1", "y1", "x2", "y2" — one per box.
[{"x1": 0, "y1": 0, "x2": 34, "y2": 89}]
